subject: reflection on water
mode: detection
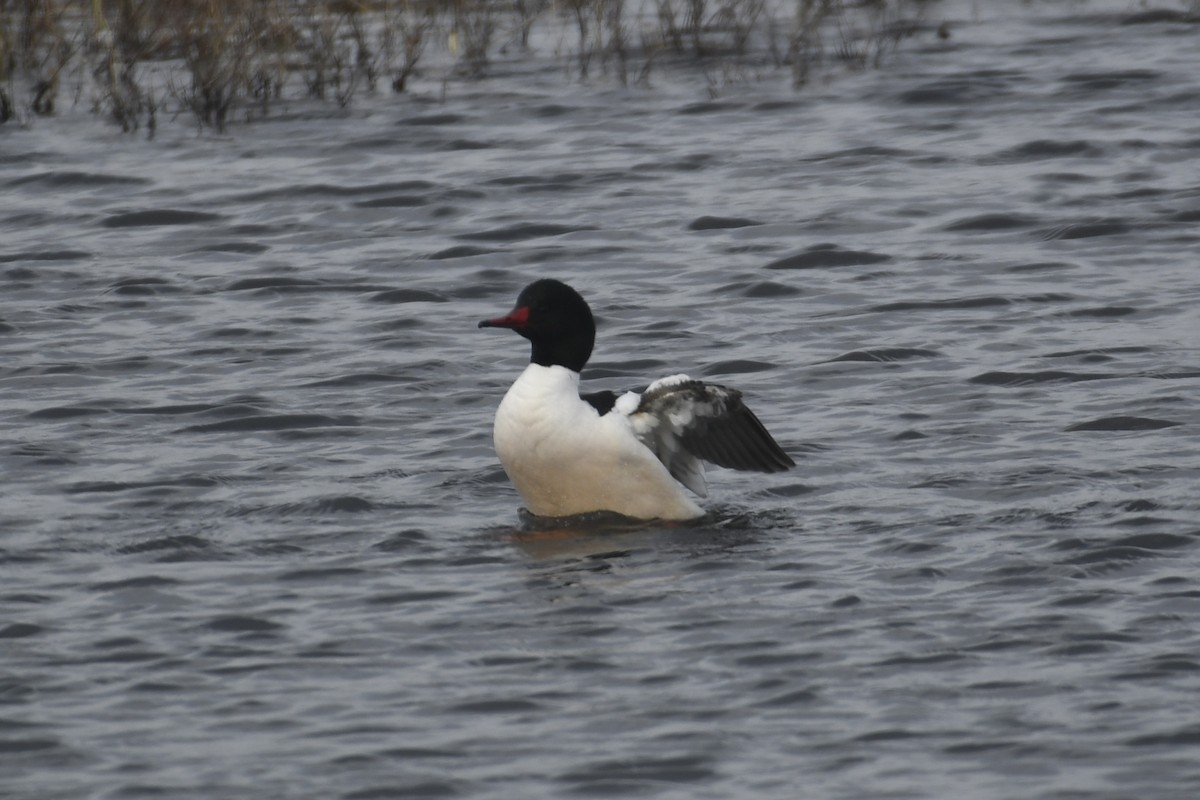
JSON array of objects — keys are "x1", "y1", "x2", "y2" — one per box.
[{"x1": 3, "y1": 3, "x2": 1200, "y2": 799}]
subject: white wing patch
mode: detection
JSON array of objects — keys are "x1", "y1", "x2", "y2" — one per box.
[
  {"x1": 626, "y1": 401, "x2": 709, "y2": 497},
  {"x1": 645, "y1": 373, "x2": 693, "y2": 393},
  {"x1": 613, "y1": 390, "x2": 641, "y2": 416}
]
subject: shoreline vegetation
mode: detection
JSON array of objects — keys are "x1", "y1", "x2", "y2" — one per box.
[
  {"x1": 0, "y1": 1, "x2": 1194, "y2": 134},
  {"x1": 0, "y1": 0, "x2": 943, "y2": 132}
]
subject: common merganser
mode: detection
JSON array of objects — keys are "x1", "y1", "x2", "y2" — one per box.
[{"x1": 479, "y1": 279, "x2": 795, "y2": 521}]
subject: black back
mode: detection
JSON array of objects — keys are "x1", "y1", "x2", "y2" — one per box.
[{"x1": 581, "y1": 390, "x2": 619, "y2": 415}]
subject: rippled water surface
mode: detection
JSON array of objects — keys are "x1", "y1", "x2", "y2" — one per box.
[{"x1": 4, "y1": 3, "x2": 1200, "y2": 798}]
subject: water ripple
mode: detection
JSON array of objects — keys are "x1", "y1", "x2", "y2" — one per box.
[{"x1": 2, "y1": 8, "x2": 1198, "y2": 800}]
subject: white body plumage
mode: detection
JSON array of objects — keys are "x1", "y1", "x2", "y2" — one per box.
[{"x1": 493, "y1": 364, "x2": 705, "y2": 520}]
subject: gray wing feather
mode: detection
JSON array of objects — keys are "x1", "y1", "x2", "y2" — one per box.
[{"x1": 627, "y1": 378, "x2": 794, "y2": 495}]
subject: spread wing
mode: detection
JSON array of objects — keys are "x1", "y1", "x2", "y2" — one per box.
[{"x1": 618, "y1": 374, "x2": 794, "y2": 497}]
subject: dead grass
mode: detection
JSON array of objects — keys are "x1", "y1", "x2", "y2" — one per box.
[
  {"x1": 0, "y1": 0, "x2": 942, "y2": 132},
  {"x1": 781, "y1": 0, "x2": 928, "y2": 88}
]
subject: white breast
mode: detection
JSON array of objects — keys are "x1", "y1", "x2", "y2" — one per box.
[{"x1": 492, "y1": 364, "x2": 704, "y2": 520}]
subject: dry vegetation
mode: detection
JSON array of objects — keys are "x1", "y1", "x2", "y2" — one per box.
[{"x1": 0, "y1": 0, "x2": 941, "y2": 132}]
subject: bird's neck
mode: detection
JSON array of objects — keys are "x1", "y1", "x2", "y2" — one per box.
[{"x1": 530, "y1": 335, "x2": 592, "y2": 373}]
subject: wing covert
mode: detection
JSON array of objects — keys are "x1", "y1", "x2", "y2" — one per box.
[{"x1": 628, "y1": 377, "x2": 794, "y2": 485}]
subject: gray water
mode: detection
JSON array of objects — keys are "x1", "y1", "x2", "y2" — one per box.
[{"x1": 3, "y1": 3, "x2": 1200, "y2": 799}]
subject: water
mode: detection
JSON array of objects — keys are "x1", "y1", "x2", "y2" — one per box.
[{"x1": 3, "y1": 3, "x2": 1200, "y2": 798}]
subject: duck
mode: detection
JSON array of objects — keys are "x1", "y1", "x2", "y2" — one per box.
[{"x1": 479, "y1": 278, "x2": 794, "y2": 521}]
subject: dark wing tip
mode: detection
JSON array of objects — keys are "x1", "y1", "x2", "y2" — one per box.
[{"x1": 680, "y1": 392, "x2": 795, "y2": 473}]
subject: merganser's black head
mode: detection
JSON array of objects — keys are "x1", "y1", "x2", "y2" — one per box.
[{"x1": 479, "y1": 278, "x2": 596, "y2": 373}]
